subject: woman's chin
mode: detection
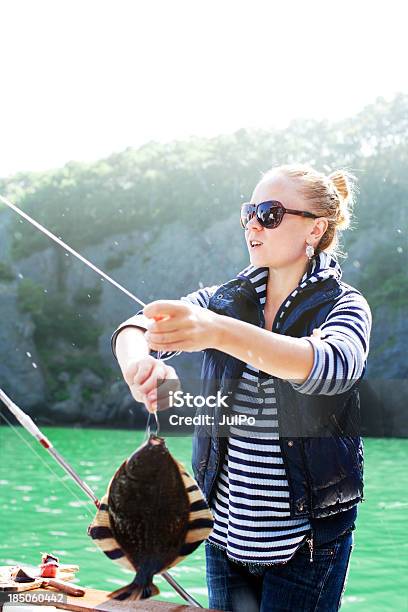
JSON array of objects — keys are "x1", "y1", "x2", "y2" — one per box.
[{"x1": 249, "y1": 252, "x2": 267, "y2": 266}]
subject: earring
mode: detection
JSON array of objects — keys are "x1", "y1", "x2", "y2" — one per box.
[{"x1": 306, "y1": 243, "x2": 315, "y2": 259}]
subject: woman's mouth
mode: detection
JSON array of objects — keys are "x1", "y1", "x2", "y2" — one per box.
[{"x1": 250, "y1": 239, "x2": 263, "y2": 249}]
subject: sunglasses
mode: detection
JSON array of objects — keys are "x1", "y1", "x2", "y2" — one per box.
[{"x1": 240, "y1": 200, "x2": 319, "y2": 230}]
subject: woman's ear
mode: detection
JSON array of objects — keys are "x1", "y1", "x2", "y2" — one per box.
[{"x1": 309, "y1": 218, "x2": 328, "y2": 244}]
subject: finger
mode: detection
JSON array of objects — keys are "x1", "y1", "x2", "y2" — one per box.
[
  {"x1": 148, "y1": 338, "x2": 189, "y2": 352},
  {"x1": 145, "y1": 330, "x2": 184, "y2": 344},
  {"x1": 123, "y1": 361, "x2": 140, "y2": 386},
  {"x1": 141, "y1": 391, "x2": 159, "y2": 413},
  {"x1": 146, "y1": 334, "x2": 187, "y2": 348},
  {"x1": 138, "y1": 362, "x2": 167, "y2": 396},
  {"x1": 156, "y1": 396, "x2": 171, "y2": 412},
  {"x1": 152, "y1": 314, "x2": 169, "y2": 322},
  {"x1": 156, "y1": 378, "x2": 180, "y2": 402},
  {"x1": 157, "y1": 375, "x2": 182, "y2": 411},
  {"x1": 154, "y1": 370, "x2": 180, "y2": 404},
  {"x1": 147, "y1": 319, "x2": 184, "y2": 333},
  {"x1": 132, "y1": 359, "x2": 155, "y2": 386},
  {"x1": 143, "y1": 300, "x2": 190, "y2": 320},
  {"x1": 148, "y1": 340, "x2": 188, "y2": 352},
  {"x1": 145, "y1": 381, "x2": 161, "y2": 404}
]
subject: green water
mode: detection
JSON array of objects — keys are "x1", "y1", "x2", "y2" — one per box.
[{"x1": 0, "y1": 427, "x2": 407, "y2": 610}]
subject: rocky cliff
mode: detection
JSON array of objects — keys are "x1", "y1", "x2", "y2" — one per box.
[{"x1": 0, "y1": 208, "x2": 406, "y2": 436}]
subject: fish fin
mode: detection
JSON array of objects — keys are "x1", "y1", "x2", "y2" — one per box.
[
  {"x1": 176, "y1": 463, "x2": 214, "y2": 539},
  {"x1": 108, "y1": 579, "x2": 159, "y2": 601},
  {"x1": 88, "y1": 494, "x2": 134, "y2": 572},
  {"x1": 162, "y1": 463, "x2": 214, "y2": 571},
  {"x1": 176, "y1": 462, "x2": 212, "y2": 514}
]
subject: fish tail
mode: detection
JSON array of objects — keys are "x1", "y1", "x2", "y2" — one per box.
[{"x1": 108, "y1": 576, "x2": 159, "y2": 601}]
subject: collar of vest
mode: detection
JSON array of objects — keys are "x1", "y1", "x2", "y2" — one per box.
[{"x1": 210, "y1": 274, "x2": 343, "y2": 333}]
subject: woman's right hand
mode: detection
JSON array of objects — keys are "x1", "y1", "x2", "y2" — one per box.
[{"x1": 122, "y1": 355, "x2": 181, "y2": 413}]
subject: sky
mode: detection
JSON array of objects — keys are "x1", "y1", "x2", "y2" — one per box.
[{"x1": 1, "y1": 0, "x2": 407, "y2": 178}]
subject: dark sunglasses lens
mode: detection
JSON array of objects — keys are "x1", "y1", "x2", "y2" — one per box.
[
  {"x1": 240, "y1": 204, "x2": 255, "y2": 228},
  {"x1": 258, "y1": 203, "x2": 283, "y2": 228},
  {"x1": 241, "y1": 202, "x2": 284, "y2": 229}
]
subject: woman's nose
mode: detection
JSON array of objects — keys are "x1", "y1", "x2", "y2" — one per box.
[{"x1": 246, "y1": 215, "x2": 262, "y2": 231}]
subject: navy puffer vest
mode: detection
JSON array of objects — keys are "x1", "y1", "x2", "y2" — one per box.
[{"x1": 192, "y1": 274, "x2": 364, "y2": 520}]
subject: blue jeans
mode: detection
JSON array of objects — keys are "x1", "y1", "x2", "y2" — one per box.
[{"x1": 205, "y1": 531, "x2": 354, "y2": 611}]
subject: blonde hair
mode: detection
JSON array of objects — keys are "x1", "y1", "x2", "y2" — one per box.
[{"x1": 262, "y1": 164, "x2": 357, "y2": 259}]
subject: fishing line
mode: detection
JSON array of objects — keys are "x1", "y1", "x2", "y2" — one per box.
[
  {"x1": 0, "y1": 194, "x2": 147, "y2": 308},
  {"x1": 0, "y1": 410, "x2": 95, "y2": 520},
  {"x1": 146, "y1": 411, "x2": 160, "y2": 438}
]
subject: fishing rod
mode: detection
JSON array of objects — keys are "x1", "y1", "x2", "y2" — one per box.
[
  {"x1": 0, "y1": 389, "x2": 98, "y2": 506},
  {"x1": 0, "y1": 389, "x2": 203, "y2": 608},
  {"x1": 0, "y1": 194, "x2": 202, "y2": 608}
]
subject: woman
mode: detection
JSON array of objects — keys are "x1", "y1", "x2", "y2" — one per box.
[{"x1": 111, "y1": 164, "x2": 372, "y2": 611}]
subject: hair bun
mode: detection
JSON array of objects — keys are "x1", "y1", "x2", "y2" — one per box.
[
  {"x1": 328, "y1": 170, "x2": 350, "y2": 202},
  {"x1": 327, "y1": 169, "x2": 357, "y2": 231}
]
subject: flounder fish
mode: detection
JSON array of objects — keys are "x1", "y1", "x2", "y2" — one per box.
[{"x1": 88, "y1": 434, "x2": 213, "y2": 600}]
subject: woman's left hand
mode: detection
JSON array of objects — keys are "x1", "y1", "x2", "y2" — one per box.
[{"x1": 143, "y1": 300, "x2": 220, "y2": 352}]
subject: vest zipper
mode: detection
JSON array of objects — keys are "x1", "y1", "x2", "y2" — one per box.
[
  {"x1": 209, "y1": 360, "x2": 245, "y2": 501},
  {"x1": 306, "y1": 532, "x2": 314, "y2": 562}
]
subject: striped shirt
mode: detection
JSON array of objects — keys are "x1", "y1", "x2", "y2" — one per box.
[
  {"x1": 207, "y1": 263, "x2": 312, "y2": 564},
  {"x1": 111, "y1": 252, "x2": 372, "y2": 564}
]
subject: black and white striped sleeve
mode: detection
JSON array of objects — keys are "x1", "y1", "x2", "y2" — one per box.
[
  {"x1": 110, "y1": 285, "x2": 219, "y2": 361},
  {"x1": 288, "y1": 291, "x2": 372, "y2": 395}
]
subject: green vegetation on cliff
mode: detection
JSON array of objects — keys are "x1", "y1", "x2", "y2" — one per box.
[{"x1": 1, "y1": 93, "x2": 407, "y2": 404}]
